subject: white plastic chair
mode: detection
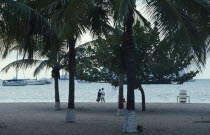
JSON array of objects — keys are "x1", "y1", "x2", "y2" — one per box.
[{"x1": 177, "y1": 90, "x2": 190, "y2": 103}]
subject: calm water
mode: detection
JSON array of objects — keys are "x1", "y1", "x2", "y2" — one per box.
[{"x1": 0, "y1": 79, "x2": 210, "y2": 103}]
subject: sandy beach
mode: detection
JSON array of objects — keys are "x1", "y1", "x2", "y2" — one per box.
[{"x1": 0, "y1": 102, "x2": 209, "y2": 135}]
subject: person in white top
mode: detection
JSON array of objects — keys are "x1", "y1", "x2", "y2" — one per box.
[{"x1": 100, "y1": 88, "x2": 105, "y2": 102}]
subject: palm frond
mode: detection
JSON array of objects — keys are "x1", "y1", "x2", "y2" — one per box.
[
  {"x1": 86, "y1": 3, "x2": 112, "y2": 37},
  {"x1": 76, "y1": 40, "x2": 98, "y2": 49},
  {"x1": 34, "y1": 60, "x2": 50, "y2": 76},
  {"x1": 1, "y1": 59, "x2": 41, "y2": 73},
  {"x1": 143, "y1": 0, "x2": 210, "y2": 68},
  {"x1": 43, "y1": 0, "x2": 70, "y2": 15},
  {"x1": 110, "y1": 0, "x2": 136, "y2": 25},
  {"x1": 0, "y1": 0, "x2": 50, "y2": 36},
  {"x1": 44, "y1": 0, "x2": 87, "y2": 37},
  {"x1": 189, "y1": 0, "x2": 210, "y2": 10},
  {"x1": 134, "y1": 8, "x2": 150, "y2": 27},
  {"x1": 0, "y1": 0, "x2": 56, "y2": 59}
]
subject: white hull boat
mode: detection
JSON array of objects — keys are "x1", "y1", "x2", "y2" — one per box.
[
  {"x1": 26, "y1": 79, "x2": 45, "y2": 85},
  {"x1": 39, "y1": 78, "x2": 52, "y2": 84},
  {"x1": 2, "y1": 79, "x2": 27, "y2": 86}
]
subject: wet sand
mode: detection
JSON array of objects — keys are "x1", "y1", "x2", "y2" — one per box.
[{"x1": 0, "y1": 102, "x2": 209, "y2": 135}]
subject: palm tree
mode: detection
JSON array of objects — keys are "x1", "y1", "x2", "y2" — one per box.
[
  {"x1": 34, "y1": 50, "x2": 67, "y2": 110},
  {"x1": 0, "y1": 0, "x2": 65, "y2": 110},
  {"x1": 107, "y1": 1, "x2": 137, "y2": 132},
  {"x1": 1, "y1": 47, "x2": 67, "y2": 110},
  {"x1": 44, "y1": 0, "x2": 111, "y2": 123}
]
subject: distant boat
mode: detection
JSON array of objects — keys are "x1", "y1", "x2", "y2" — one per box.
[
  {"x1": 2, "y1": 52, "x2": 27, "y2": 86},
  {"x1": 2, "y1": 79, "x2": 27, "y2": 86},
  {"x1": 39, "y1": 78, "x2": 52, "y2": 84},
  {"x1": 77, "y1": 80, "x2": 91, "y2": 83},
  {"x1": 26, "y1": 79, "x2": 45, "y2": 85},
  {"x1": 44, "y1": 81, "x2": 52, "y2": 84}
]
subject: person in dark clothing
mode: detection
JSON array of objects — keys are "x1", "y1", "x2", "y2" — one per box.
[{"x1": 96, "y1": 89, "x2": 101, "y2": 102}]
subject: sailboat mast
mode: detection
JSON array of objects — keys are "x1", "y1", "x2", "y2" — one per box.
[{"x1": 16, "y1": 52, "x2": 18, "y2": 79}]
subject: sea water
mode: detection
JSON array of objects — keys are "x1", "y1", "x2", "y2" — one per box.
[{"x1": 0, "y1": 79, "x2": 209, "y2": 103}]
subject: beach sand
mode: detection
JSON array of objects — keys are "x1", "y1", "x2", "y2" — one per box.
[{"x1": 0, "y1": 102, "x2": 209, "y2": 135}]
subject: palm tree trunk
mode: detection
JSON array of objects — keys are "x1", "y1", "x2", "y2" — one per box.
[
  {"x1": 65, "y1": 38, "x2": 76, "y2": 123},
  {"x1": 54, "y1": 75, "x2": 60, "y2": 110},
  {"x1": 123, "y1": 8, "x2": 137, "y2": 133},
  {"x1": 117, "y1": 73, "x2": 124, "y2": 116},
  {"x1": 68, "y1": 43, "x2": 76, "y2": 109},
  {"x1": 139, "y1": 84, "x2": 146, "y2": 111},
  {"x1": 125, "y1": 9, "x2": 135, "y2": 111}
]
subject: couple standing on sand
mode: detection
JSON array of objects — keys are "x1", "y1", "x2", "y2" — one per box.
[{"x1": 96, "y1": 88, "x2": 105, "y2": 102}]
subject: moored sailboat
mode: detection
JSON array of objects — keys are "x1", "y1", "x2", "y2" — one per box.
[
  {"x1": 2, "y1": 53, "x2": 27, "y2": 86},
  {"x1": 2, "y1": 79, "x2": 27, "y2": 86},
  {"x1": 25, "y1": 79, "x2": 45, "y2": 85},
  {"x1": 39, "y1": 78, "x2": 52, "y2": 84}
]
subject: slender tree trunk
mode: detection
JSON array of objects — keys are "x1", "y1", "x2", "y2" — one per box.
[
  {"x1": 54, "y1": 76, "x2": 60, "y2": 110},
  {"x1": 126, "y1": 8, "x2": 135, "y2": 111},
  {"x1": 68, "y1": 43, "x2": 76, "y2": 109},
  {"x1": 117, "y1": 73, "x2": 124, "y2": 116},
  {"x1": 65, "y1": 38, "x2": 76, "y2": 123},
  {"x1": 52, "y1": 68, "x2": 61, "y2": 110},
  {"x1": 123, "y1": 8, "x2": 137, "y2": 133},
  {"x1": 139, "y1": 84, "x2": 145, "y2": 111}
]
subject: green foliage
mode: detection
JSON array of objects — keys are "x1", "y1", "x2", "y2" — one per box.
[
  {"x1": 17, "y1": 0, "x2": 54, "y2": 12},
  {"x1": 76, "y1": 21, "x2": 202, "y2": 84},
  {"x1": 76, "y1": 43, "x2": 115, "y2": 82},
  {"x1": 0, "y1": 0, "x2": 58, "y2": 59},
  {"x1": 144, "y1": 0, "x2": 210, "y2": 67},
  {"x1": 43, "y1": 0, "x2": 111, "y2": 39},
  {"x1": 0, "y1": 0, "x2": 209, "y2": 84},
  {"x1": 175, "y1": 71, "x2": 199, "y2": 84}
]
